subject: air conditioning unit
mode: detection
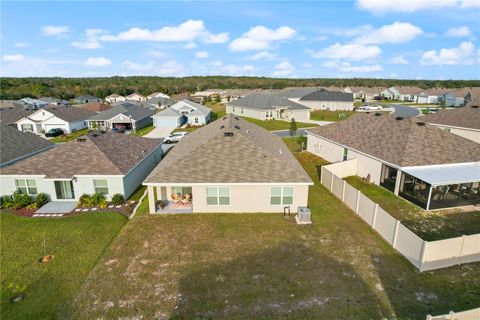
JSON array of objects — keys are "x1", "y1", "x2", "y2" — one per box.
[{"x1": 295, "y1": 207, "x2": 312, "y2": 225}]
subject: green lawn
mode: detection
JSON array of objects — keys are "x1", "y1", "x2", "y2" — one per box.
[
  {"x1": 242, "y1": 116, "x2": 317, "y2": 131},
  {"x1": 49, "y1": 128, "x2": 89, "y2": 143},
  {"x1": 132, "y1": 124, "x2": 155, "y2": 137},
  {"x1": 0, "y1": 212, "x2": 127, "y2": 319},
  {"x1": 60, "y1": 139, "x2": 480, "y2": 319},
  {"x1": 345, "y1": 176, "x2": 480, "y2": 241},
  {"x1": 310, "y1": 110, "x2": 356, "y2": 122}
]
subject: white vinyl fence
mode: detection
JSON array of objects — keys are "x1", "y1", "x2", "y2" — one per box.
[
  {"x1": 320, "y1": 164, "x2": 480, "y2": 272},
  {"x1": 426, "y1": 307, "x2": 480, "y2": 320}
]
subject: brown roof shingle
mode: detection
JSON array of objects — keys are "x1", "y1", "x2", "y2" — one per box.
[
  {"x1": 0, "y1": 132, "x2": 162, "y2": 178},
  {"x1": 76, "y1": 103, "x2": 111, "y2": 113},
  {"x1": 307, "y1": 113, "x2": 480, "y2": 167},
  {"x1": 144, "y1": 114, "x2": 312, "y2": 184},
  {"x1": 422, "y1": 101, "x2": 480, "y2": 130}
]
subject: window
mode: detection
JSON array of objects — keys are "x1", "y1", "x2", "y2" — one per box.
[
  {"x1": 343, "y1": 148, "x2": 348, "y2": 161},
  {"x1": 21, "y1": 124, "x2": 34, "y2": 132},
  {"x1": 93, "y1": 179, "x2": 109, "y2": 195},
  {"x1": 194, "y1": 117, "x2": 199, "y2": 124},
  {"x1": 206, "y1": 187, "x2": 230, "y2": 205},
  {"x1": 271, "y1": 187, "x2": 294, "y2": 205},
  {"x1": 15, "y1": 179, "x2": 37, "y2": 195},
  {"x1": 241, "y1": 108, "x2": 243, "y2": 114}
]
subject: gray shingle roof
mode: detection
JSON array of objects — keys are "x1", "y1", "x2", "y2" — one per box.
[
  {"x1": 144, "y1": 114, "x2": 312, "y2": 184},
  {"x1": 228, "y1": 93, "x2": 310, "y2": 110},
  {"x1": 0, "y1": 132, "x2": 163, "y2": 178},
  {"x1": 300, "y1": 89, "x2": 354, "y2": 102},
  {"x1": 0, "y1": 107, "x2": 33, "y2": 124},
  {"x1": 45, "y1": 106, "x2": 97, "y2": 122},
  {"x1": 88, "y1": 103, "x2": 154, "y2": 121},
  {"x1": 275, "y1": 88, "x2": 319, "y2": 98},
  {"x1": 0, "y1": 124, "x2": 54, "y2": 167},
  {"x1": 307, "y1": 113, "x2": 480, "y2": 167}
]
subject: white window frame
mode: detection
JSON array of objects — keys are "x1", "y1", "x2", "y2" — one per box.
[
  {"x1": 206, "y1": 186, "x2": 230, "y2": 206},
  {"x1": 15, "y1": 179, "x2": 38, "y2": 195},
  {"x1": 21, "y1": 124, "x2": 34, "y2": 132},
  {"x1": 270, "y1": 186, "x2": 294, "y2": 206},
  {"x1": 93, "y1": 179, "x2": 109, "y2": 195}
]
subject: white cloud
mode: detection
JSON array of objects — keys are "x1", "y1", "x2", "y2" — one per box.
[
  {"x1": 445, "y1": 26, "x2": 473, "y2": 37},
  {"x1": 420, "y1": 41, "x2": 475, "y2": 65},
  {"x1": 229, "y1": 25, "x2": 296, "y2": 51},
  {"x1": 84, "y1": 57, "x2": 112, "y2": 66},
  {"x1": 355, "y1": 22, "x2": 423, "y2": 44},
  {"x1": 338, "y1": 62, "x2": 383, "y2": 73},
  {"x1": 310, "y1": 43, "x2": 381, "y2": 61},
  {"x1": 356, "y1": 0, "x2": 477, "y2": 13},
  {"x1": 478, "y1": 49, "x2": 480, "y2": 63},
  {"x1": 72, "y1": 41, "x2": 102, "y2": 49},
  {"x1": 184, "y1": 42, "x2": 197, "y2": 49},
  {"x1": 41, "y1": 25, "x2": 69, "y2": 37},
  {"x1": 122, "y1": 60, "x2": 156, "y2": 71},
  {"x1": 14, "y1": 42, "x2": 31, "y2": 48},
  {"x1": 99, "y1": 20, "x2": 227, "y2": 44},
  {"x1": 121, "y1": 59, "x2": 183, "y2": 76},
  {"x1": 195, "y1": 51, "x2": 209, "y2": 59},
  {"x1": 71, "y1": 29, "x2": 106, "y2": 49},
  {"x1": 390, "y1": 56, "x2": 409, "y2": 64},
  {"x1": 302, "y1": 62, "x2": 313, "y2": 68},
  {"x1": 272, "y1": 61, "x2": 295, "y2": 77},
  {"x1": 3, "y1": 54, "x2": 25, "y2": 62},
  {"x1": 248, "y1": 51, "x2": 277, "y2": 60}
]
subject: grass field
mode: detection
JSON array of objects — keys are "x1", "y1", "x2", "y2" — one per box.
[
  {"x1": 242, "y1": 116, "x2": 317, "y2": 131},
  {"x1": 49, "y1": 128, "x2": 89, "y2": 143},
  {"x1": 345, "y1": 176, "x2": 480, "y2": 241},
  {"x1": 59, "y1": 138, "x2": 480, "y2": 319},
  {"x1": 310, "y1": 110, "x2": 356, "y2": 122},
  {"x1": 132, "y1": 124, "x2": 155, "y2": 137},
  {"x1": 0, "y1": 212, "x2": 127, "y2": 319}
]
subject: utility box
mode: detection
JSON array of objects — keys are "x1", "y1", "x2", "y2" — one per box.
[{"x1": 295, "y1": 207, "x2": 312, "y2": 225}]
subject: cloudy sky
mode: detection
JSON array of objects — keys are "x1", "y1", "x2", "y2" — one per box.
[{"x1": 1, "y1": 0, "x2": 479, "y2": 79}]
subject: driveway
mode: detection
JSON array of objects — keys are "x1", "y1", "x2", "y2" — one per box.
[
  {"x1": 382, "y1": 103, "x2": 420, "y2": 118},
  {"x1": 144, "y1": 127, "x2": 175, "y2": 138}
]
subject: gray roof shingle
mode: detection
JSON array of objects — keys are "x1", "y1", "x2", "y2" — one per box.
[
  {"x1": 0, "y1": 124, "x2": 54, "y2": 167},
  {"x1": 422, "y1": 100, "x2": 480, "y2": 130},
  {"x1": 307, "y1": 113, "x2": 480, "y2": 167},
  {"x1": 0, "y1": 132, "x2": 162, "y2": 178},
  {"x1": 88, "y1": 103, "x2": 154, "y2": 121},
  {"x1": 228, "y1": 93, "x2": 310, "y2": 110},
  {"x1": 44, "y1": 106, "x2": 97, "y2": 122},
  {"x1": 0, "y1": 107, "x2": 33, "y2": 124},
  {"x1": 300, "y1": 89, "x2": 354, "y2": 102},
  {"x1": 144, "y1": 114, "x2": 312, "y2": 184}
]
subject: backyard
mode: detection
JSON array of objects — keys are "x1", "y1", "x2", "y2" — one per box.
[
  {"x1": 310, "y1": 110, "x2": 356, "y2": 122},
  {"x1": 49, "y1": 128, "x2": 88, "y2": 143},
  {"x1": 345, "y1": 176, "x2": 480, "y2": 241},
  {"x1": 132, "y1": 124, "x2": 155, "y2": 137},
  {"x1": 56, "y1": 139, "x2": 479, "y2": 319},
  {"x1": 0, "y1": 212, "x2": 127, "y2": 319}
]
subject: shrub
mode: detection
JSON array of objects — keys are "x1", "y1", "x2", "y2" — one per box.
[
  {"x1": 11, "y1": 191, "x2": 33, "y2": 209},
  {"x1": 91, "y1": 193, "x2": 106, "y2": 206},
  {"x1": 26, "y1": 202, "x2": 38, "y2": 210},
  {"x1": 35, "y1": 193, "x2": 49, "y2": 207},
  {"x1": 111, "y1": 193, "x2": 125, "y2": 205},
  {"x1": 77, "y1": 194, "x2": 93, "y2": 208},
  {"x1": 0, "y1": 195, "x2": 14, "y2": 209}
]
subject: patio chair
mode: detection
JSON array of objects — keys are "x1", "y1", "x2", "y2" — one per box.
[
  {"x1": 171, "y1": 193, "x2": 181, "y2": 203},
  {"x1": 181, "y1": 193, "x2": 191, "y2": 204}
]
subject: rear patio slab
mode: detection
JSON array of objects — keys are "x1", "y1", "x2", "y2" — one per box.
[{"x1": 35, "y1": 201, "x2": 76, "y2": 214}]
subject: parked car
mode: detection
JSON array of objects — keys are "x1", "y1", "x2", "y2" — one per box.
[
  {"x1": 45, "y1": 128, "x2": 64, "y2": 137},
  {"x1": 357, "y1": 105, "x2": 382, "y2": 111},
  {"x1": 373, "y1": 96, "x2": 382, "y2": 100},
  {"x1": 164, "y1": 132, "x2": 188, "y2": 144},
  {"x1": 111, "y1": 127, "x2": 125, "y2": 134}
]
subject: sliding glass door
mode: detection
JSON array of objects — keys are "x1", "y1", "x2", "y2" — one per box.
[{"x1": 55, "y1": 181, "x2": 75, "y2": 200}]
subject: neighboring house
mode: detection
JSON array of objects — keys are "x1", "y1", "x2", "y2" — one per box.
[
  {"x1": 381, "y1": 86, "x2": 402, "y2": 100},
  {"x1": 0, "y1": 106, "x2": 33, "y2": 126},
  {"x1": 0, "y1": 124, "x2": 54, "y2": 168},
  {"x1": 18, "y1": 97, "x2": 48, "y2": 109},
  {"x1": 143, "y1": 114, "x2": 313, "y2": 213},
  {"x1": 415, "y1": 92, "x2": 438, "y2": 104},
  {"x1": 422, "y1": 101, "x2": 480, "y2": 143},
  {"x1": 141, "y1": 97, "x2": 174, "y2": 110},
  {"x1": 147, "y1": 92, "x2": 170, "y2": 99},
  {"x1": 38, "y1": 97, "x2": 68, "y2": 106},
  {"x1": 297, "y1": 89, "x2": 354, "y2": 111},
  {"x1": 86, "y1": 103, "x2": 154, "y2": 131},
  {"x1": 152, "y1": 99, "x2": 211, "y2": 128},
  {"x1": 16, "y1": 106, "x2": 96, "y2": 134},
  {"x1": 346, "y1": 87, "x2": 382, "y2": 101},
  {"x1": 226, "y1": 93, "x2": 310, "y2": 122},
  {"x1": 307, "y1": 113, "x2": 480, "y2": 210},
  {"x1": 0, "y1": 132, "x2": 163, "y2": 201},
  {"x1": 105, "y1": 94, "x2": 126, "y2": 104},
  {"x1": 438, "y1": 92, "x2": 464, "y2": 107},
  {"x1": 74, "y1": 94, "x2": 102, "y2": 104},
  {"x1": 193, "y1": 89, "x2": 224, "y2": 99},
  {"x1": 275, "y1": 87, "x2": 319, "y2": 101},
  {"x1": 76, "y1": 102, "x2": 111, "y2": 113},
  {"x1": 126, "y1": 93, "x2": 147, "y2": 102}
]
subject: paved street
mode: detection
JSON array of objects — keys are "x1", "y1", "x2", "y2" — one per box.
[{"x1": 382, "y1": 103, "x2": 421, "y2": 118}]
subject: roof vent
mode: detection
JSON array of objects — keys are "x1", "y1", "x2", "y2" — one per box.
[
  {"x1": 395, "y1": 116, "x2": 404, "y2": 120},
  {"x1": 223, "y1": 116, "x2": 227, "y2": 120},
  {"x1": 234, "y1": 117, "x2": 239, "y2": 120},
  {"x1": 234, "y1": 125, "x2": 240, "y2": 129},
  {"x1": 374, "y1": 112, "x2": 382, "y2": 116},
  {"x1": 76, "y1": 138, "x2": 86, "y2": 142},
  {"x1": 471, "y1": 105, "x2": 479, "y2": 109},
  {"x1": 91, "y1": 133, "x2": 99, "y2": 137},
  {"x1": 416, "y1": 122, "x2": 426, "y2": 126},
  {"x1": 224, "y1": 132, "x2": 234, "y2": 137},
  {"x1": 220, "y1": 125, "x2": 225, "y2": 129}
]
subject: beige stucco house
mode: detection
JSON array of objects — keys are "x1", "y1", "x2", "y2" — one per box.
[{"x1": 144, "y1": 114, "x2": 313, "y2": 213}]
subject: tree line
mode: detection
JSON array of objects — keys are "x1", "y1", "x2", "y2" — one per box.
[{"x1": 1, "y1": 76, "x2": 478, "y2": 100}]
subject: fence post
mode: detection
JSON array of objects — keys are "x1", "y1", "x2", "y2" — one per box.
[
  {"x1": 426, "y1": 315, "x2": 432, "y2": 320},
  {"x1": 392, "y1": 220, "x2": 401, "y2": 248},
  {"x1": 355, "y1": 191, "x2": 361, "y2": 213},
  {"x1": 419, "y1": 240, "x2": 427, "y2": 272},
  {"x1": 330, "y1": 171, "x2": 334, "y2": 191},
  {"x1": 457, "y1": 235, "x2": 466, "y2": 266},
  {"x1": 371, "y1": 204, "x2": 378, "y2": 228},
  {"x1": 341, "y1": 180, "x2": 346, "y2": 201},
  {"x1": 320, "y1": 166, "x2": 324, "y2": 184}
]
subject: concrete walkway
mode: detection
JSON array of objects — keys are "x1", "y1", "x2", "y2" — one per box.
[
  {"x1": 144, "y1": 127, "x2": 175, "y2": 138},
  {"x1": 35, "y1": 201, "x2": 76, "y2": 215}
]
